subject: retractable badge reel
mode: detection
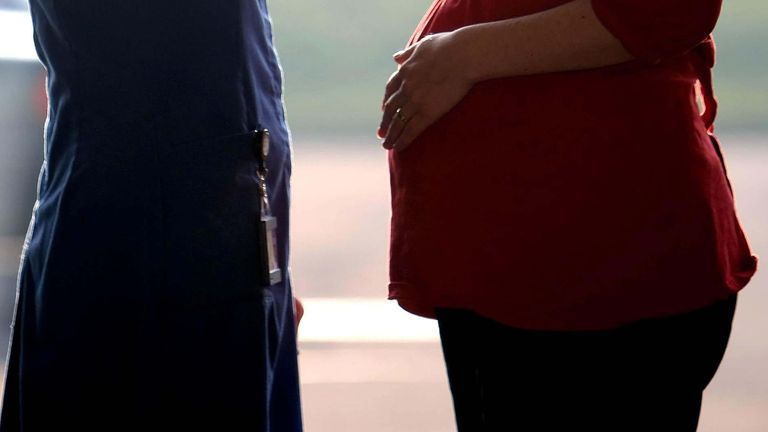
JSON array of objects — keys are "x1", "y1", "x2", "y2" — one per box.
[{"x1": 254, "y1": 129, "x2": 282, "y2": 286}]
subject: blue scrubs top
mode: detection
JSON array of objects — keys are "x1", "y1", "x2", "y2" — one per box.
[{"x1": 0, "y1": 1, "x2": 301, "y2": 431}]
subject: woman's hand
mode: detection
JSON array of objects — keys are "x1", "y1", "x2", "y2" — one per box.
[
  {"x1": 294, "y1": 295, "x2": 304, "y2": 333},
  {"x1": 377, "y1": 32, "x2": 475, "y2": 152},
  {"x1": 376, "y1": 0, "x2": 634, "y2": 153}
]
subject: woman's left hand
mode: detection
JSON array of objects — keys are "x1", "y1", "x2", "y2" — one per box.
[
  {"x1": 294, "y1": 295, "x2": 304, "y2": 333},
  {"x1": 377, "y1": 32, "x2": 475, "y2": 151}
]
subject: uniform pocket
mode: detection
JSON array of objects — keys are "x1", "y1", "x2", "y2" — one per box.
[
  {"x1": 162, "y1": 130, "x2": 260, "y2": 159},
  {"x1": 158, "y1": 130, "x2": 266, "y2": 306},
  {"x1": 261, "y1": 288, "x2": 282, "y2": 371}
]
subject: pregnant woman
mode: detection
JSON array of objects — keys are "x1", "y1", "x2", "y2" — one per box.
[
  {"x1": 379, "y1": 0, "x2": 758, "y2": 430},
  {"x1": 1, "y1": 1, "x2": 302, "y2": 431}
]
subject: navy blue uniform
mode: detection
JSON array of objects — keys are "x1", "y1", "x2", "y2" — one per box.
[{"x1": 0, "y1": 1, "x2": 301, "y2": 430}]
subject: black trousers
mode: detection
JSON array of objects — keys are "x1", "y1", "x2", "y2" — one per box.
[{"x1": 436, "y1": 295, "x2": 737, "y2": 432}]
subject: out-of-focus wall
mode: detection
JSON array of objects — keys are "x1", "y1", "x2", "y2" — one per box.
[
  {"x1": 0, "y1": 62, "x2": 45, "y2": 235},
  {"x1": 0, "y1": 60, "x2": 45, "y2": 353}
]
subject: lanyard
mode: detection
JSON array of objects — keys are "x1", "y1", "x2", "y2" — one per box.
[
  {"x1": 254, "y1": 128, "x2": 272, "y2": 217},
  {"x1": 252, "y1": 128, "x2": 282, "y2": 286}
]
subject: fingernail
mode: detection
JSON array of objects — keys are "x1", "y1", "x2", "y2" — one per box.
[{"x1": 393, "y1": 50, "x2": 404, "y2": 58}]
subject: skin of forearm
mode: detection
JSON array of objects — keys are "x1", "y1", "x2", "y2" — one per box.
[{"x1": 450, "y1": 0, "x2": 634, "y2": 83}]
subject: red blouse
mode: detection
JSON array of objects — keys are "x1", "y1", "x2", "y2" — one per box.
[{"x1": 387, "y1": 0, "x2": 758, "y2": 330}]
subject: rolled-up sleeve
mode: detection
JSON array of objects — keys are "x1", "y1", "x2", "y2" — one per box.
[{"x1": 591, "y1": 0, "x2": 722, "y2": 64}]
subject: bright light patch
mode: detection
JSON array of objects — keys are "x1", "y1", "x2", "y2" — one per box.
[
  {"x1": 0, "y1": 10, "x2": 38, "y2": 62},
  {"x1": 298, "y1": 298, "x2": 440, "y2": 343}
]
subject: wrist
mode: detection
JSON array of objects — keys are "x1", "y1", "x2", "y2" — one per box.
[
  {"x1": 446, "y1": 27, "x2": 485, "y2": 85},
  {"x1": 451, "y1": 19, "x2": 531, "y2": 82}
]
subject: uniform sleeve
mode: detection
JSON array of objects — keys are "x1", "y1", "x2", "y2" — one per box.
[{"x1": 591, "y1": 0, "x2": 722, "y2": 64}]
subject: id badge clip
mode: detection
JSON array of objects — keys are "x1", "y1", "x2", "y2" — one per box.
[{"x1": 254, "y1": 129, "x2": 282, "y2": 286}]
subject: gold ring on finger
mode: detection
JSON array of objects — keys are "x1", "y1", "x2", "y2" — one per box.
[{"x1": 395, "y1": 107, "x2": 408, "y2": 123}]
